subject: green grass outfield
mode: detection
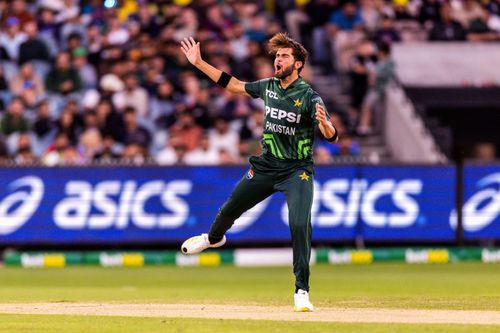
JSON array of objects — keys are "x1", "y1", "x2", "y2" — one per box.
[{"x1": 0, "y1": 263, "x2": 499, "y2": 332}]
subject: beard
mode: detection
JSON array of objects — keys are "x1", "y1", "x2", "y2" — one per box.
[{"x1": 274, "y1": 63, "x2": 294, "y2": 79}]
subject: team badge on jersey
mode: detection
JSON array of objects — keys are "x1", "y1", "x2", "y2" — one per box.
[
  {"x1": 246, "y1": 169, "x2": 254, "y2": 179},
  {"x1": 299, "y1": 171, "x2": 310, "y2": 181}
]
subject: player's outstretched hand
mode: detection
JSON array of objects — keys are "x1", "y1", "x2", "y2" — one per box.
[
  {"x1": 180, "y1": 37, "x2": 201, "y2": 66},
  {"x1": 315, "y1": 103, "x2": 329, "y2": 126}
]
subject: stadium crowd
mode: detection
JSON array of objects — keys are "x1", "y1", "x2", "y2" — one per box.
[{"x1": 0, "y1": 0, "x2": 497, "y2": 166}]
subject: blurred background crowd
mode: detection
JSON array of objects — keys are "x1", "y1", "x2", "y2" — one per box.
[{"x1": 0, "y1": 0, "x2": 497, "y2": 166}]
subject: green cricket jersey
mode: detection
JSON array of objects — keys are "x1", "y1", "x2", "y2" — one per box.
[{"x1": 245, "y1": 77, "x2": 330, "y2": 160}]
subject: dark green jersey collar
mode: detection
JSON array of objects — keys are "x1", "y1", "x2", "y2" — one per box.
[{"x1": 274, "y1": 76, "x2": 305, "y2": 91}]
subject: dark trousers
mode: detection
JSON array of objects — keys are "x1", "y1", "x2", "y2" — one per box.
[{"x1": 209, "y1": 155, "x2": 314, "y2": 292}]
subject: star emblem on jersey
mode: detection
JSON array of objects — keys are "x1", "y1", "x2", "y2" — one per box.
[
  {"x1": 299, "y1": 171, "x2": 309, "y2": 181},
  {"x1": 293, "y1": 99, "x2": 302, "y2": 107}
]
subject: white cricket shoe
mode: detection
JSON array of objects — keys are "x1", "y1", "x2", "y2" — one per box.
[
  {"x1": 181, "y1": 233, "x2": 226, "y2": 254},
  {"x1": 294, "y1": 289, "x2": 314, "y2": 312}
]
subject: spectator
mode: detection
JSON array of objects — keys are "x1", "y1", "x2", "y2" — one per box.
[
  {"x1": 132, "y1": 3, "x2": 160, "y2": 38},
  {"x1": 329, "y1": 135, "x2": 361, "y2": 156},
  {"x1": 121, "y1": 142, "x2": 147, "y2": 165},
  {"x1": 86, "y1": 24, "x2": 103, "y2": 67},
  {"x1": 93, "y1": 134, "x2": 121, "y2": 163},
  {"x1": 357, "y1": 42, "x2": 395, "y2": 135},
  {"x1": 323, "y1": 114, "x2": 360, "y2": 156},
  {"x1": 79, "y1": 127, "x2": 103, "y2": 162},
  {"x1": 9, "y1": 0, "x2": 34, "y2": 28},
  {"x1": 18, "y1": 21, "x2": 51, "y2": 65},
  {"x1": 55, "y1": 107, "x2": 80, "y2": 145},
  {"x1": 94, "y1": 98, "x2": 125, "y2": 142},
  {"x1": 9, "y1": 62, "x2": 45, "y2": 108},
  {"x1": 466, "y1": 11, "x2": 498, "y2": 42},
  {"x1": 0, "y1": 16, "x2": 27, "y2": 61},
  {"x1": 313, "y1": 145, "x2": 333, "y2": 164},
  {"x1": 184, "y1": 133, "x2": 220, "y2": 165},
  {"x1": 208, "y1": 116, "x2": 240, "y2": 161},
  {"x1": 348, "y1": 39, "x2": 377, "y2": 128},
  {"x1": 33, "y1": 99, "x2": 55, "y2": 139},
  {"x1": 418, "y1": 0, "x2": 442, "y2": 28},
  {"x1": 114, "y1": 73, "x2": 148, "y2": 116},
  {"x1": 105, "y1": 15, "x2": 130, "y2": 46},
  {"x1": 45, "y1": 51, "x2": 82, "y2": 95},
  {"x1": 451, "y1": 0, "x2": 486, "y2": 31},
  {"x1": 226, "y1": 22, "x2": 250, "y2": 64},
  {"x1": 245, "y1": 12, "x2": 268, "y2": 42},
  {"x1": 77, "y1": 110, "x2": 103, "y2": 162},
  {"x1": 122, "y1": 106, "x2": 151, "y2": 150},
  {"x1": 42, "y1": 132, "x2": 82, "y2": 166},
  {"x1": 429, "y1": 3, "x2": 467, "y2": 41},
  {"x1": 149, "y1": 80, "x2": 177, "y2": 127},
  {"x1": 0, "y1": 65, "x2": 7, "y2": 92},
  {"x1": 375, "y1": 15, "x2": 401, "y2": 45},
  {"x1": 1, "y1": 97, "x2": 29, "y2": 136},
  {"x1": 55, "y1": 0, "x2": 80, "y2": 25},
  {"x1": 168, "y1": 111, "x2": 203, "y2": 151},
  {"x1": 14, "y1": 132, "x2": 36, "y2": 165},
  {"x1": 328, "y1": 1, "x2": 365, "y2": 73},
  {"x1": 156, "y1": 134, "x2": 188, "y2": 166},
  {"x1": 72, "y1": 46, "x2": 97, "y2": 89},
  {"x1": 239, "y1": 107, "x2": 264, "y2": 158},
  {"x1": 66, "y1": 32, "x2": 84, "y2": 55},
  {"x1": 36, "y1": 6, "x2": 59, "y2": 56},
  {"x1": 306, "y1": 0, "x2": 339, "y2": 73}
]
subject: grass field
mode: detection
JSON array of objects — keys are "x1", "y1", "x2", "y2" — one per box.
[{"x1": 0, "y1": 263, "x2": 499, "y2": 332}]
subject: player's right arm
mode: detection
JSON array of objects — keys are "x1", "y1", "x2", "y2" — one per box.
[{"x1": 180, "y1": 37, "x2": 249, "y2": 96}]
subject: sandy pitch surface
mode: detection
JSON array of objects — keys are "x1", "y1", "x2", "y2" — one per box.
[{"x1": 0, "y1": 303, "x2": 498, "y2": 325}]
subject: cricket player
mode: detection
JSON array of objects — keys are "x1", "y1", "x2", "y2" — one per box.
[{"x1": 180, "y1": 33, "x2": 338, "y2": 312}]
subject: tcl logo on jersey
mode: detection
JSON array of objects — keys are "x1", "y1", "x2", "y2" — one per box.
[
  {"x1": 450, "y1": 173, "x2": 500, "y2": 232},
  {"x1": 0, "y1": 176, "x2": 44, "y2": 235},
  {"x1": 265, "y1": 89, "x2": 279, "y2": 99},
  {"x1": 281, "y1": 179, "x2": 423, "y2": 228},
  {"x1": 54, "y1": 180, "x2": 192, "y2": 229}
]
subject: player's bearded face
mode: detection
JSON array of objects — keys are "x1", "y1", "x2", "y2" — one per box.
[{"x1": 274, "y1": 62, "x2": 295, "y2": 79}]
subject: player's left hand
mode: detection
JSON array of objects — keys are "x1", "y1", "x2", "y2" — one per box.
[{"x1": 315, "y1": 103, "x2": 330, "y2": 126}]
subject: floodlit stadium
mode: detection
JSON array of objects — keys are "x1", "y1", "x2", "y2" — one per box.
[{"x1": 0, "y1": 0, "x2": 499, "y2": 332}]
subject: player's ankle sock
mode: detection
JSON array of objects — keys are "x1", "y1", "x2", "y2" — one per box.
[{"x1": 208, "y1": 234, "x2": 223, "y2": 244}]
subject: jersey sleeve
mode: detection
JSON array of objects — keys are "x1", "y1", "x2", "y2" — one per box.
[
  {"x1": 310, "y1": 93, "x2": 330, "y2": 126},
  {"x1": 245, "y1": 78, "x2": 270, "y2": 99}
]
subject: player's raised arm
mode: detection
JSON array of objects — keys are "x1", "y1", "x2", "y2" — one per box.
[
  {"x1": 315, "y1": 103, "x2": 339, "y2": 144},
  {"x1": 180, "y1": 37, "x2": 249, "y2": 96}
]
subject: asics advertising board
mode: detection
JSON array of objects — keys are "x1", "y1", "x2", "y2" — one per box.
[
  {"x1": 0, "y1": 166, "x2": 457, "y2": 245},
  {"x1": 454, "y1": 165, "x2": 500, "y2": 240}
]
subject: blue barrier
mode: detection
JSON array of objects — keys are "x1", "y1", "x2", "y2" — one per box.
[{"x1": 0, "y1": 165, "x2": 466, "y2": 245}]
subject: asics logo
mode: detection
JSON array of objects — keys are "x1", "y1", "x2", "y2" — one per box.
[
  {"x1": 450, "y1": 173, "x2": 500, "y2": 232},
  {"x1": 0, "y1": 176, "x2": 44, "y2": 235}
]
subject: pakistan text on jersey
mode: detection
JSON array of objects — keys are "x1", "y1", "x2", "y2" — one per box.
[{"x1": 265, "y1": 121, "x2": 296, "y2": 136}]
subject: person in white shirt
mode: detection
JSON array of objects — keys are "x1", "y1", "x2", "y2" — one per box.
[
  {"x1": 208, "y1": 116, "x2": 239, "y2": 161},
  {"x1": 113, "y1": 73, "x2": 148, "y2": 117},
  {"x1": 0, "y1": 17, "x2": 27, "y2": 61},
  {"x1": 184, "y1": 134, "x2": 219, "y2": 165}
]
